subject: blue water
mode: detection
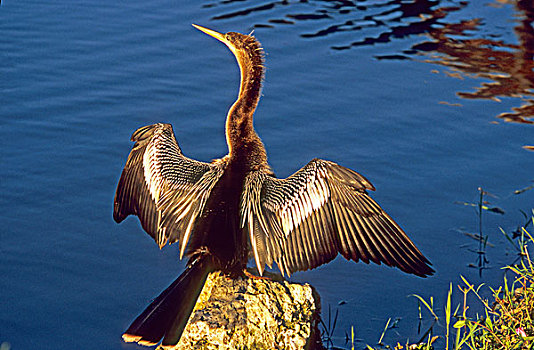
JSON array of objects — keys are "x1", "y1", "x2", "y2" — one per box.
[{"x1": 1, "y1": 1, "x2": 533, "y2": 349}]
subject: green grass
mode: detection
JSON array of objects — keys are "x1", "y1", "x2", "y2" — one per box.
[
  {"x1": 319, "y1": 186, "x2": 533, "y2": 350},
  {"x1": 366, "y1": 212, "x2": 534, "y2": 350}
]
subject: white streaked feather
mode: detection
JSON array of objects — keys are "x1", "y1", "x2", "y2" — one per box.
[
  {"x1": 143, "y1": 143, "x2": 160, "y2": 203},
  {"x1": 296, "y1": 197, "x2": 306, "y2": 229},
  {"x1": 249, "y1": 217, "x2": 264, "y2": 275},
  {"x1": 173, "y1": 198, "x2": 196, "y2": 223},
  {"x1": 303, "y1": 191, "x2": 313, "y2": 216},
  {"x1": 309, "y1": 183, "x2": 322, "y2": 211},
  {"x1": 289, "y1": 203, "x2": 298, "y2": 235},
  {"x1": 282, "y1": 210, "x2": 292, "y2": 234},
  {"x1": 180, "y1": 211, "x2": 197, "y2": 259}
]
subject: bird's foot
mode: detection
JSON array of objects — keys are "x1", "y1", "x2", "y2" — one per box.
[{"x1": 243, "y1": 268, "x2": 271, "y2": 280}]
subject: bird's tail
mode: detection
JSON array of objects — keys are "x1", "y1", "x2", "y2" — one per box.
[{"x1": 122, "y1": 253, "x2": 216, "y2": 347}]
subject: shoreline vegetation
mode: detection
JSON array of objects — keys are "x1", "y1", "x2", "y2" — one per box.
[
  {"x1": 407, "y1": 220, "x2": 534, "y2": 350},
  {"x1": 325, "y1": 186, "x2": 533, "y2": 350}
]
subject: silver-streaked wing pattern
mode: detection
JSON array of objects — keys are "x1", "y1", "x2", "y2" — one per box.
[
  {"x1": 241, "y1": 159, "x2": 433, "y2": 277},
  {"x1": 114, "y1": 123, "x2": 225, "y2": 258}
]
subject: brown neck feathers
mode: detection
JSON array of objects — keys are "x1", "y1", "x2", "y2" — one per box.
[{"x1": 225, "y1": 36, "x2": 265, "y2": 159}]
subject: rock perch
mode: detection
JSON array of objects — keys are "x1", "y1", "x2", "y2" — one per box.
[{"x1": 170, "y1": 271, "x2": 322, "y2": 350}]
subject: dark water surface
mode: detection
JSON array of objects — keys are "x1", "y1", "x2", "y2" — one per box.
[{"x1": 1, "y1": 0, "x2": 533, "y2": 349}]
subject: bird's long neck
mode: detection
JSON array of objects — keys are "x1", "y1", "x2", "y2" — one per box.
[{"x1": 225, "y1": 50, "x2": 266, "y2": 164}]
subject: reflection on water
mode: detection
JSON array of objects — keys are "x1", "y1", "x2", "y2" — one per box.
[
  {"x1": 412, "y1": 0, "x2": 534, "y2": 125},
  {"x1": 301, "y1": 0, "x2": 446, "y2": 45},
  {"x1": 203, "y1": 0, "x2": 534, "y2": 125},
  {"x1": 206, "y1": 0, "x2": 447, "y2": 42}
]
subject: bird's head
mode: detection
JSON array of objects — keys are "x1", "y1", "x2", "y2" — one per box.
[{"x1": 192, "y1": 24, "x2": 264, "y2": 74}]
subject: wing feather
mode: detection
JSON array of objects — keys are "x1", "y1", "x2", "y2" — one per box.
[
  {"x1": 114, "y1": 123, "x2": 224, "y2": 253},
  {"x1": 241, "y1": 159, "x2": 433, "y2": 277}
]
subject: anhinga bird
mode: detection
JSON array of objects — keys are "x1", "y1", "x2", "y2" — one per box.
[{"x1": 113, "y1": 24, "x2": 433, "y2": 348}]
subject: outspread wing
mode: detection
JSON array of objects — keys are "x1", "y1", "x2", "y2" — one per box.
[
  {"x1": 114, "y1": 123, "x2": 225, "y2": 258},
  {"x1": 241, "y1": 159, "x2": 433, "y2": 277}
]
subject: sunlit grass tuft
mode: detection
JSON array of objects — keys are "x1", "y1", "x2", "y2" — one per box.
[{"x1": 366, "y1": 212, "x2": 534, "y2": 350}]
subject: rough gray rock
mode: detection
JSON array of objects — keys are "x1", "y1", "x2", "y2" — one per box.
[{"x1": 166, "y1": 271, "x2": 322, "y2": 350}]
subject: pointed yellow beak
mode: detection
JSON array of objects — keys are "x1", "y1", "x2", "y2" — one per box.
[
  {"x1": 193, "y1": 24, "x2": 239, "y2": 56},
  {"x1": 192, "y1": 24, "x2": 226, "y2": 43}
]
